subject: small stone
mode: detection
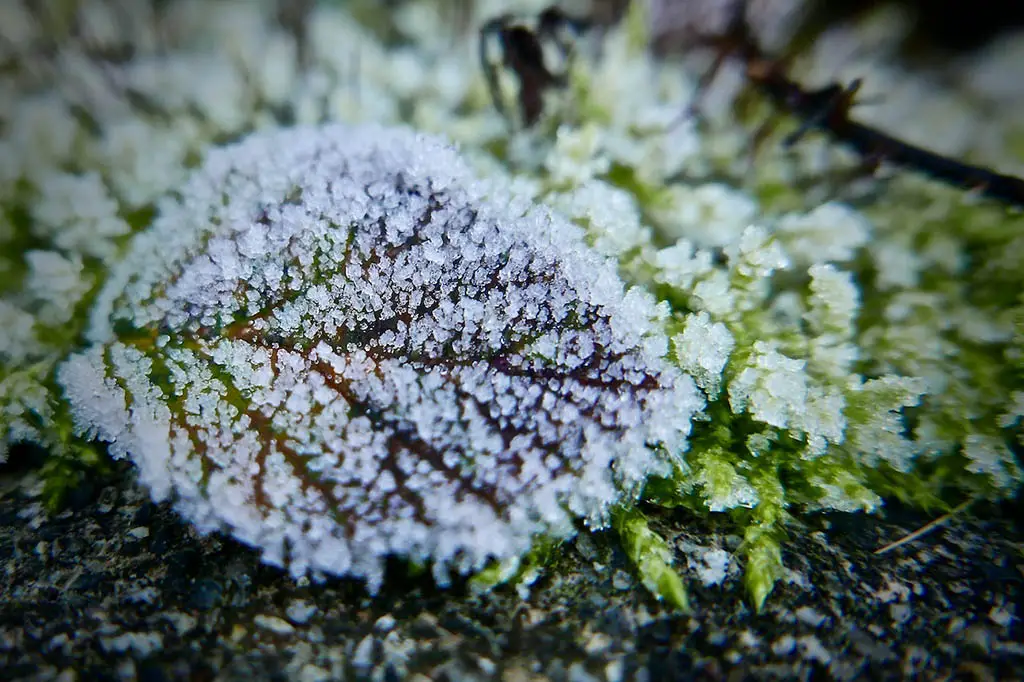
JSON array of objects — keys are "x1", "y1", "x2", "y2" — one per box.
[
  {"x1": 568, "y1": 661, "x2": 599, "y2": 682},
  {"x1": 963, "y1": 624, "x2": 993, "y2": 653},
  {"x1": 162, "y1": 612, "x2": 197, "y2": 636},
  {"x1": 116, "y1": 660, "x2": 136, "y2": 682},
  {"x1": 633, "y1": 606, "x2": 654, "y2": 628},
  {"x1": 123, "y1": 586, "x2": 159, "y2": 604},
  {"x1": 797, "y1": 635, "x2": 832, "y2": 665},
  {"x1": 353, "y1": 635, "x2": 376, "y2": 667},
  {"x1": 794, "y1": 606, "x2": 827, "y2": 628},
  {"x1": 501, "y1": 666, "x2": 532, "y2": 682},
  {"x1": 188, "y1": 579, "x2": 223, "y2": 611},
  {"x1": 373, "y1": 614, "x2": 396, "y2": 633},
  {"x1": 611, "y1": 570, "x2": 632, "y2": 591},
  {"x1": 737, "y1": 630, "x2": 761, "y2": 649},
  {"x1": 988, "y1": 607, "x2": 1013, "y2": 627},
  {"x1": 254, "y1": 615, "x2": 295, "y2": 635},
  {"x1": 477, "y1": 657, "x2": 497, "y2": 675},
  {"x1": 286, "y1": 600, "x2": 317, "y2": 625},
  {"x1": 584, "y1": 632, "x2": 613, "y2": 655},
  {"x1": 298, "y1": 664, "x2": 330, "y2": 682},
  {"x1": 889, "y1": 603, "x2": 911, "y2": 626},
  {"x1": 101, "y1": 632, "x2": 163, "y2": 657},
  {"x1": 127, "y1": 526, "x2": 150, "y2": 539},
  {"x1": 605, "y1": 658, "x2": 624, "y2": 682},
  {"x1": 45, "y1": 633, "x2": 70, "y2": 653},
  {"x1": 575, "y1": 534, "x2": 599, "y2": 560},
  {"x1": 772, "y1": 635, "x2": 796, "y2": 656}
]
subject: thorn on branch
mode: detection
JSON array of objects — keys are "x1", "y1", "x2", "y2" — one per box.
[{"x1": 699, "y1": 11, "x2": 1024, "y2": 209}]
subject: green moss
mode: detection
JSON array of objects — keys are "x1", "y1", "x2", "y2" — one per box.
[{"x1": 613, "y1": 506, "x2": 690, "y2": 612}]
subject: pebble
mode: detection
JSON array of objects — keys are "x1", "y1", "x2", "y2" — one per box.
[
  {"x1": 254, "y1": 615, "x2": 295, "y2": 636},
  {"x1": 794, "y1": 606, "x2": 827, "y2": 628},
  {"x1": 298, "y1": 664, "x2": 330, "y2": 682},
  {"x1": 374, "y1": 614, "x2": 396, "y2": 633},
  {"x1": 286, "y1": 600, "x2": 318, "y2": 625},
  {"x1": 612, "y1": 570, "x2": 632, "y2": 591},
  {"x1": 353, "y1": 634, "x2": 375, "y2": 667}
]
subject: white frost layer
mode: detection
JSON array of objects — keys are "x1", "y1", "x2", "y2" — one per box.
[{"x1": 59, "y1": 123, "x2": 702, "y2": 591}]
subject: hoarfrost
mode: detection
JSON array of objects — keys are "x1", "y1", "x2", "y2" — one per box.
[
  {"x1": 775, "y1": 202, "x2": 871, "y2": 265},
  {"x1": 673, "y1": 312, "x2": 735, "y2": 398},
  {"x1": 58, "y1": 123, "x2": 702, "y2": 591}
]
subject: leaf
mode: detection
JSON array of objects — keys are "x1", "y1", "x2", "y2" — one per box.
[{"x1": 58, "y1": 123, "x2": 703, "y2": 592}]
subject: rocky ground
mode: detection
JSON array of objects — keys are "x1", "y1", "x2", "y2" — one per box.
[{"x1": 1, "y1": 454, "x2": 1021, "y2": 681}]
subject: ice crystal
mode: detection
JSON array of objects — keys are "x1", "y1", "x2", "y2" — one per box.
[
  {"x1": 58, "y1": 123, "x2": 702, "y2": 589},
  {"x1": 672, "y1": 312, "x2": 734, "y2": 398}
]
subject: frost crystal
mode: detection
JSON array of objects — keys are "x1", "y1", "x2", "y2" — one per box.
[
  {"x1": 58, "y1": 123, "x2": 701, "y2": 590},
  {"x1": 673, "y1": 312, "x2": 734, "y2": 398},
  {"x1": 775, "y1": 202, "x2": 870, "y2": 265}
]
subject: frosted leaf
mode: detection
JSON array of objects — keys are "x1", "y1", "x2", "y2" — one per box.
[
  {"x1": 549, "y1": 181, "x2": 650, "y2": 258},
  {"x1": 962, "y1": 434, "x2": 1019, "y2": 490},
  {"x1": 597, "y1": 105, "x2": 702, "y2": 185},
  {"x1": 871, "y1": 235, "x2": 924, "y2": 290},
  {"x1": 692, "y1": 270, "x2": 737, "y2": 318},
  {"x1": 1, "y1": 366, "x2": 55, "y2": 462},
  {"x1": 89, "y1": 118, "x2": 198, "y2": 208},
  {"x1": 729, "y1": 341, "x2": 808, "y2": 431},
  {"x1": 999, "y1": 391, "x2": 1024, "y2": 429},
  {"x1": 4, "y1": 96, "x2": 81, "y2": 183},
  {"x1": 725, "y1": 226, "x2": 790, "y2": 281},
  {"x1": 31, "y1": 172, "x2": 130, "y2": 261},
  {"x1": 652, "y1": 184, "x2": 759, "y2": 249},
  {"x1": 696, "y1": 456, "x2": 760, "y2": 512},
  {"x1": 806, "y1": 469, "x2": 881, "y2": 513},
  {"x1": 845, "y1": 376, "x2": 926, "y2": 471},
  {"x1": 774, "y1": 202, "x2": 871, "y2": 265},
  {"x1": 808, "y1": 338, "x2": 860, "y2": 379},
  {"x1": 0, "y1": 3, "x2": 37, "y2": 55},
  {"x1": 544, "y1": 124, "x2": 610, "y2": 188},
  {"x1": 23, "y1": 250, "x2": 93, "y2": 327},
  {"x1": 794, "y1": 386, "x2": 846, "y2": 457},
  {"x1": 729, "y1": 337, "x2": 845, "y2": 454},
  {"x1": 654, "y1": 240, "x2": 715, "y2": 291},
  {"x1": 0, "y1": 301, "x2": 37, "y2": 365},
  {"x1": 745, "y1": 430, "x2": 777, "y2": 457},
  {"x1": 673, "y1": 312, "x2": 735, "y2": 398},
  {"x1": 59, "y1": 123, "x2": 702, "y2": 591},
  {"x1": 805, "y1": 264, "x2": 860, "y2": 377},
  {"x1": 805, "y1": 264, "x2": 859, "y2": 336},
  {"x1": 950, "y1": 306, "x2": 1014, "y2": 345}
]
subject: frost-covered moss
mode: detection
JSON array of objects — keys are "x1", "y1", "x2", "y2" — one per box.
[{"x1": 1, "y1": 0, "x2": 1021, "y2": 608}]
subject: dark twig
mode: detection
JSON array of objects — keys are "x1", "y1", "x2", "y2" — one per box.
[
  {"x1": 479, "y1": 7, "x2": 589, "y2": 127},
  {"x1": 699, "y1": 8, "x2": 1024, "y2": 209},
  {"x1": 275, "y1": 0, "x2": 314, "y2": 69},
  {"x1": 745, "y1": 57, "x2": 1024, "y2": 206}
]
